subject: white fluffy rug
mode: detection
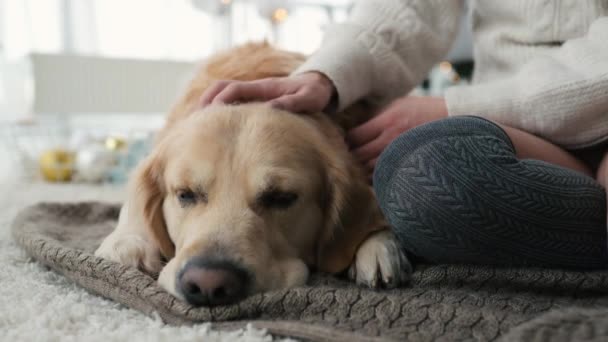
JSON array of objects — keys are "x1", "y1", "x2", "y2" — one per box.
[{"x1": 0, "y1": 182, "x2": 292, "y2": 342}]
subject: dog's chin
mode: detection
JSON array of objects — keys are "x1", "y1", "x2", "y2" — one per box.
[
  {"x1": 157, "y1": 255, "x2": 310, "y2": 306},
  {"x1": 275, "y1": 257, "x2": 310, "y2": 290},
  {"x1": 237, "y1": 257, "x2": 310, "y2": 296}
]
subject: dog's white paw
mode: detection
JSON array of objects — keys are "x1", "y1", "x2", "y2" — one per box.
[
  {"x1": 95, "y1": 233, "x2": 162, "y2": 274},
  {"x1": 348, "y1": 230, "x2": 412, "y2": 288}
]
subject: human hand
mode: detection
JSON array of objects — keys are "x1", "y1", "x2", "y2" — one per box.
[
  {"x1": 347, "y1": 96, "x2": 448, "y2": 177},
  {"x1": 200, "y1": 72, "x2": 336, "y2": 113}
]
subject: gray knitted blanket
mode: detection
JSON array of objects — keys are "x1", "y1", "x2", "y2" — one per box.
[{"x1": 11, "y1": 202, "x2": 608, "y2": 342}]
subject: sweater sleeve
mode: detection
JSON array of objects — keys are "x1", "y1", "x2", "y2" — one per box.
[
  {"x1": 293, "y1": 0, "x2": 463, "y2": 112},
  {"x1": 445, "y1": 17, "x2": 608, "y2": 149}
]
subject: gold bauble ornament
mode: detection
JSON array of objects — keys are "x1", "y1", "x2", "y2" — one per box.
[
  {"x1": 39, "y1": 149, "x2": 75, "y2": 182},
  {"x1": 105, "y1": 136, "x2": 127, "y2": 151}
]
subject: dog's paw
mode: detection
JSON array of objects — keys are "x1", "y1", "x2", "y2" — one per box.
[
  {"x1": 348, "y1": 230, "x2": 412, "y2": 288},
  {"x1": 94, "y1": 233, "x2": 162, "y2": 274}
]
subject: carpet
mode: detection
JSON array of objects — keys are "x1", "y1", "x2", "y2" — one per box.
[
  {"x1": 0, "y1": 182, "x2": 290, "y2": 342},
  {"x1": 11, "y1": 198, "x2": 608, "y2": 341}
]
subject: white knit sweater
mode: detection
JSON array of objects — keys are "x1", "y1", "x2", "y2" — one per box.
[{"x1": 294, "y1": 0, "x2": 608, "y2": 149}]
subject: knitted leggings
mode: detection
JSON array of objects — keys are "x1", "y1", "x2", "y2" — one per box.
[{"x1": 373, "y1": 116, "x2": 608, "y2": 269}]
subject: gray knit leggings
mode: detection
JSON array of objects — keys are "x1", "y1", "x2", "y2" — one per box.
[{"x1": 373, "y1": 116, "x2": 608, "y2": 269}]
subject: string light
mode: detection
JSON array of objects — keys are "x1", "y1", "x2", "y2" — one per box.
[
  {"x1": 439, "y1": 61, "x2": 452, "y2": 73},
  {"x1": 272, "y1": 7, "x2": 289, "y2": 22},
  {"x1": 438, "y1": 61, "x2": 460, "y2": 82}
]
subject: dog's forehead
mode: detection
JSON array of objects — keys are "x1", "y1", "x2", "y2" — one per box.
[
  {"x1": 186, "y1": 105, "x2": 301, "y2": 137},
  {"x1": 188, "y1": 105, "x2": 320, "y2": 154},
  {"x1": 164, "y1": 104, "x2": 324, "y2": 185}
]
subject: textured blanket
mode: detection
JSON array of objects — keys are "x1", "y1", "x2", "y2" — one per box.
[{"x1": 11, "y1": 201, "x2": 608, "y2": 342}]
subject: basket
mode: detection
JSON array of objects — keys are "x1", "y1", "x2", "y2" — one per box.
[
  {"x1": 0, "y1": 117, "x2": 72, "y2": 182},
  {"x1": 0, "y1": 115, "x2": 156, "y2": 183}
]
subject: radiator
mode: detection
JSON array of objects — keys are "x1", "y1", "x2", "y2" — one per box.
[{"x1": 30, "y1": 53, "x2": 198, "y2": 114}]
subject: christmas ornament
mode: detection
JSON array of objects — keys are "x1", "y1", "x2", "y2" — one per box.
[
  {"x1": 74, "y1": 144, "x2": 118, "y2": 183},
  {"x1": 105, "y1": 136, "x2": 127, "y2": 151},
  {"x1": 39, "y1": 149, "x2": 75, "y2": 182},
  {"x1": 108, "y1": 134, "x2": 153, "y2": 184}
]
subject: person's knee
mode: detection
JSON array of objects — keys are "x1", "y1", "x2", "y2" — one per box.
[
  {"x1": 372, "y1": 116, "x2": 514, "y2": 262},
  {"x1": 371, "y1": 116, "x2": 607, "y2": 267},
  {"x1": 373, "y1": 115, "x2": 512, "y2": 202}
]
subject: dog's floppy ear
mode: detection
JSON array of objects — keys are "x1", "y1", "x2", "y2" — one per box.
[
  {"x1": 125, "y1": 151, "x2": 175, "y2": 261},
  {"x1": 316, "y1": 148, "x2": 387, "y2": 274}
]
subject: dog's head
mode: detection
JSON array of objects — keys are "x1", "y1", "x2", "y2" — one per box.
[{"x1": 125, "y1": 103, "x2": 385, "y2": 306}]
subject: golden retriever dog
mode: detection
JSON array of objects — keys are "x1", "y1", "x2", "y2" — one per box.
[{"x1": 95, "y1": 43, "x2": 411, "y2": 306}]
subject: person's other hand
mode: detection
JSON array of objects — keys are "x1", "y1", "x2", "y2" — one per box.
[
  {"x1": 347, "y1": 96, "x2": 448, "y2": 177},
  {"x1": 200, "y1": 72, "x2": 336, "y2": 114}
]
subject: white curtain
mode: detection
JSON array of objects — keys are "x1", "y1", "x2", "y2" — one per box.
[
  {"x1": 1, "y1": 0, "x2": 350, "y2": 61},
  {"x1": 2, "y1": 0, "x2": 219, "y2": 60}
]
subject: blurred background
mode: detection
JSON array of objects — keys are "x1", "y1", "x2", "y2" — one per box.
[{"x1": 0, "y1": 0, "x2": 472, "y2": 185}]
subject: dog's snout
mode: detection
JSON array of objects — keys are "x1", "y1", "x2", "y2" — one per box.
[{"x1": 178, "y1": 258, "x2": 249, "y2": 306}]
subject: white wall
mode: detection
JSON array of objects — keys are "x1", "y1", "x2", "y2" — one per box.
[{"x1": 0, "y1": 0, "x2": 4, "y2": 48}]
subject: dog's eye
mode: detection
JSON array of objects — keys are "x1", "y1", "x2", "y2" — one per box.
[
  {"x1": 259, "y1": 190, "x2": 298, "y2": 209},
  {"x1": 177, "y1": 190, "x2": 197, "y2": 206}
]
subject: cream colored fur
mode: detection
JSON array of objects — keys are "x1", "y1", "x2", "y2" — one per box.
[{"x1": 95, "y1": 43, "x2": 411, "y2": 301}]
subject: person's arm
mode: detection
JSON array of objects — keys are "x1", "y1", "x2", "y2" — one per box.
[
  {"x1": 201, "y1": 1, "x2": 463, "y2": 114},
  {"x1": 445, "y1": 17, "x2": 608, "y2": 150},
  {"x1": 294, "y1": 0, "x2": 464, "y2": 112}
]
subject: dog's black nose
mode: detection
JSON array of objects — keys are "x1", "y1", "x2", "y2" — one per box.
[{"x1": 178, "y1": 258, "x2": 249, "y2": 306}]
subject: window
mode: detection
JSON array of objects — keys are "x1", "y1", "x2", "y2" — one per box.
[
  {"x1": 1, "y1": 0, "x2": 352, "y2": 61},
  {"x1": 2, "y1": 0, "x2": 65, "y2": 58}
]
